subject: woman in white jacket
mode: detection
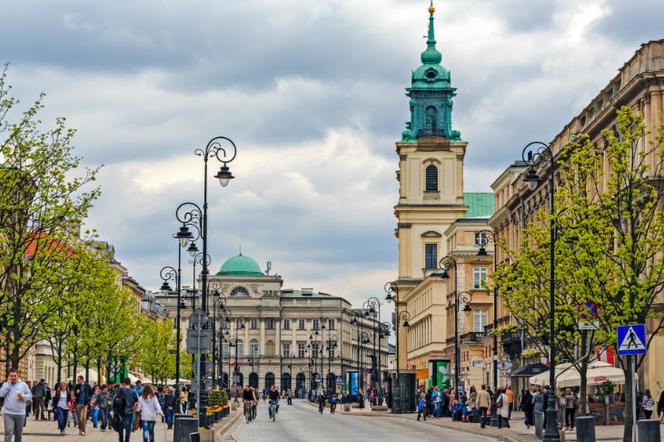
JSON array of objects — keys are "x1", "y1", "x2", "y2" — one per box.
[
  {"x1": 138, "y1": 385, "x2": 163, "y2": 442},
  {"x1": 497, "y1": 388, "x2": 511, "y2": 429}
]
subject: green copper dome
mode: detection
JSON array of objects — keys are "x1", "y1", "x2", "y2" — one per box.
[
  {"x1": 401, "y1": 2, "x2": 460, "y2": 143},
  {"x1": 216, "y1": 254, "x2": 264, "y2": 277}
]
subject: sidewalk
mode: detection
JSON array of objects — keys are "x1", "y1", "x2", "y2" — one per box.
[{"x1": 334, "y1": 406, "x2": 664, "y2": 442}]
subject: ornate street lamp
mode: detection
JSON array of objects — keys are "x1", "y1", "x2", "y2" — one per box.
[
  {"x1": 384, "y1": 281, "x2": 411, "y2": 413},
  {"x1": 521, "y1": 141, "x2": 559, "y2": 442},
  {"x1": 476, "y1": 229, "x2": 501, "y2": 425},
  {"x1": 436, "y1": 255, "x2": 465, "y2": 395}
]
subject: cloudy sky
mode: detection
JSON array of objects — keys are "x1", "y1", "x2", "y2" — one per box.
[{"x1": 2, "y1": 0, "x2": 662, "y2": 312}]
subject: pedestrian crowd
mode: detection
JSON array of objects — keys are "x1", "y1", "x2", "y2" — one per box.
[{"x1": 0, "y1": 370, "x2": 185, "y2": 442}]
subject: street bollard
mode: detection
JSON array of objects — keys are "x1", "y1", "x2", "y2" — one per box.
[
  {"x1": 189, "y1": 432, "x2": 201, "y2": 442},
  {"x1": 534, "y1": 411, "x2": 543, "y2": 439},
  {"x1": 575, "y1": 416, "x2": 596, "y2": 442},
  {"x1": 174, "y1": 416, "x2": 199, "y2": 442},
  {"x1": 637, "y1": 420, "x2": 661, "y2": 442}
]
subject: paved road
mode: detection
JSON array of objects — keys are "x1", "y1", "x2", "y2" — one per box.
[
  {"x1": 230, "y1": 400, "x2": 498, "y2": 442},
  {"x1": 1, "y1": 414, "x2": 172, "y2": 442}
]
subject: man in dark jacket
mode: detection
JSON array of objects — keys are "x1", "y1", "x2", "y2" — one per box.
[
  {"x1": 73, "y1": 376, "x2": 92, "y2": 435},
  {"x1": 113, "y1": 378, "x2": 138, "y2": 442},
  {"x1": 32, "y1": 379, "x2": 47, "y2": 420},
  {"x1": 521, "y1": 388, "x2": 534, "y2": 428},
  {"x1": 163, "y1": 386, "x2": 177, "y2": 429}
]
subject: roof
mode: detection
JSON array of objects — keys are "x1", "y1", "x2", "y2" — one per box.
[
  {"x1": 216, "y1": 254, "x2": 264, "y2": 277},
  {"x1": 463, "y1": 192, "x2": 494, "y2": 218}
]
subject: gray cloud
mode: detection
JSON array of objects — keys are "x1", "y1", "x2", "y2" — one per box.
[{"x1": 3, "y1": 0, "x2": 659, "y2": 299}]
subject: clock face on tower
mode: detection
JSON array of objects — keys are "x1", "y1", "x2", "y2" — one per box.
[{"x1": 425, "y1": 69, "x2": 437, "y2": 80}]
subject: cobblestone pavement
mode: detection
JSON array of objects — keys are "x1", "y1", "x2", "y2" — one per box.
[
  {"x1": 229, "y1": 400, "x2": 499, "y2": 442},
  {"x1": 1, "y1": 414, "x2": 173, "y2": 442}
]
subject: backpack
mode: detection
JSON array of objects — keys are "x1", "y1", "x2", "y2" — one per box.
[{"x1": 112, "y1": 389, "x2": 127, "y2": 415}]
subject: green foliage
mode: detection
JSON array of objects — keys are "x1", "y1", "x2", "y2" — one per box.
[
  {"x1": 493, "y1": 106, "x2": 664, "y2": 439},
  {"x1": 0, "y1": 67, "x2": 101, "y2": 371},
  {"x1": 208, "y1": 388, "x2": 222, "y2": 407},
  {"x1": 136, "y1": 317, "x2": 177, "y2": 384}
]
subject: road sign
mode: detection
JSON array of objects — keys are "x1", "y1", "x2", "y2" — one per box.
[
  {"x1": 335, "y1": 375, "x2": 343, "y2": 384},
  {"x1": 470, "y1": 358, "x2": 485, "y2": 369},
  {"x1": 497, "y1": 360, "x2": 513, "y2": 370},
  {"x1": 617, "y1": 324, "x2": 647, "y2": 355},
  {"x1": 186, "y1": 309, "x2": 212, "y2": 354}
]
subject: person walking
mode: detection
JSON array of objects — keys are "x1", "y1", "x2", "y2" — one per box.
[
  {"x1": 32, "y1": 379, "x2": 46, "y2": 421},
  {"x1": 113, "y1": 378, "x2": 139, "y2": 442},
  {"x1": 73, "y1": 376, "x2": 92, "y2": 436},
  {"x1": 476, "y1": 385, "x2": 491, "y2": 428},
  {"x1": 497, "y1": 388, "x2": 510, "y2": 429},
  {"x1": 162, "y1": 386, "x2": 176, "y2": 430},
  {"x1": 138, "y1": 385, "x2": 163, "y2": 442},
  {"x1": 52, "y1": 382, "x2": 71, "y2": 436},
  {"x1": 317, "y1": 391, "x2": 325, "y2": 414},
  {"x1": 432, "y1": 386, "x2": 442, "y2": 418},
  {"x1": 563, "y1": 388, "x2": 577, "y2": 430},
  {"x1": 521, "y1": 387, "x2": 534, "y2": 429},
  {"x1": 178, "y1": 387, "x2": 188, "y2": 415},
  {"x1": 505, "y1": 385, "x2": 515, "y2": 420},
  {"x1": 658, "y1": 390, "x2": 664, "y2": 421},
  {"x1": 90, "y1": 386, "x2": 100, "y2": 430},
  {"x1": 641, "y1": 389, "x2": 655, "y2": 419},
  {"x1": 416, "y1": 391, "x2": 426, "y2": 421},
  {"x1": 97, "y1": 385, "x2": 112, "y2": 432},
  {"x1": 0, "y1": 370, "x2": 33, "y2": 442}
]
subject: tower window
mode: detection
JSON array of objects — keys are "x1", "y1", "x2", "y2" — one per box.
[
  {"x1": 425, "y1": 106, "x2": 438, "y2": 133},
  {"x1": 425, "y1": 243, "x2": 438, "y2": 269},
  {"x1": 425, "y1": 165, "x2": 438, "y2": 192}
]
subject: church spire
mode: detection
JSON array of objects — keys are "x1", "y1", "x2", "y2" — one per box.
[{"x1": 421, "y1": 1, "x2": 442, "y2": 64}]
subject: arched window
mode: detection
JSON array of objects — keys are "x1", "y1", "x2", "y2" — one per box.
[
  {"x1": 265, "y1": 372, "x2": 275, "y2": 390},
  {"x1": 230, "y1": 286, "x2": 249, "y2": 297},
  {"x1": 296, "y1": 373, "x2": 306, "y2": 397},
  {"x1": 249, "y1": 339, "x2": 259, "y2": 358},
  {"x1": 425, "y1": 106, "x2": 438, "y2": 132},
  {"x1": 425, "y1": 165, "x2": 438, "y2": 192},
  {"x1": 281, "y1": 373, "x2": 292, "y2": 393},
  {"x1": 249, "y1": 372, "x2": 258, "y2": 388}
]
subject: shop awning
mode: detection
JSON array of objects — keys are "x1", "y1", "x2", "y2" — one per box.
[
  {"x1": 511, "y1": 363, "x2": 549, "y2": 378},
  {"x1": 529, "y1": 361, "x2": 628, "y2": 388}
]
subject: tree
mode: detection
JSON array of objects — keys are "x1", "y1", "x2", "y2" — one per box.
[
  {"x1": 494, "y1": 107, "x2": 664, "y2": 442},
  {"x1": 0, "y1": 68, "x2": 100, "y2": 372},
  {"x1": 137, "y1": 317, "x2": 177, "y2": 384}
]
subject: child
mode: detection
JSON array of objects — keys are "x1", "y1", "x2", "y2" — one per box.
[
  {"x1": 417, "y1": 395, "x2": 426, "y2": 421},
  {"x1": 188, "y1": 406, "x2": 197, "y2": 417}
]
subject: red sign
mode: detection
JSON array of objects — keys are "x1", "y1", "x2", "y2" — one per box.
[{"x1": 594, "y1": 376, "x2": 607, "y2": 383}]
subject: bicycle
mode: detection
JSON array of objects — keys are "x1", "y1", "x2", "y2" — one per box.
[
  {"x1": 243, "y1": 401, "x2": 253, "y2": 423},
  {"x1": 268, "y1": 400, "x2": 279, "y2": 422}
]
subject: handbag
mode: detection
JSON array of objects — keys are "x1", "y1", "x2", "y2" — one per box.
[{"x1": 132, "y1": 411, "x2": 142, "y2": 432}]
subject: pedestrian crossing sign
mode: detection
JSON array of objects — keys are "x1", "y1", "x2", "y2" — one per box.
[{"x1": 616, "y1": 324, "x2": 647, "y2": 356}]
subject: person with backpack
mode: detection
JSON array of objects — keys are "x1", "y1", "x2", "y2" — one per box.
[
  {"x1": 113, "y1": 378, "x2": 139, "y2": 442},
  {"x1": 416, "y1": 391, "x2": 426, "y2": 421},
  {"x1": 496, "y1": 388, "x2": 510, "y2": 428}
]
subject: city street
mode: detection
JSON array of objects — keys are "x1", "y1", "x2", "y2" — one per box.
[{"x1": 229, "y1": 400, "x2": 498, "y2": 442}]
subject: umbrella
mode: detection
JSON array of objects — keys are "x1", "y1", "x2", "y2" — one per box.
[{"x1": 529, "y1": 361, "x2": 628, "y2": 388}]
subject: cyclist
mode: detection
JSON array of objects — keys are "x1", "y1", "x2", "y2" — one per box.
[
  {"x1": 268, "y1": 385, "x2": 280, "y2": 421},
  {"x1": 242, "y1": 385, "x2": 256, "y2": 423},
  {"x1": 318, "y1": 391, "x2": 326, "y2": 414}
]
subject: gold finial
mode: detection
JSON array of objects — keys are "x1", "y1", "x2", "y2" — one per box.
[{"x1": 428, "y1": 0, "x2": 435, "y2": 14}]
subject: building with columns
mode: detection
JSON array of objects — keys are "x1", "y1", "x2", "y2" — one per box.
[{"x1": 155, "y1": 253, "x2": 387, "y2": 397}]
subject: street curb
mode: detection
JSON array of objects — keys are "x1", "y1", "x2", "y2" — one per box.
[{"x1": 213, "y1": 410, "x2": 243, "y2": 441}]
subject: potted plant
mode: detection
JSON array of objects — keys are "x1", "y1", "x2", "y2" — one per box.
[
  {"x1": 220, "y1": 389, "x2": 230, "y2": 417},
  {"x1": 207, "y1": 388, "x2": 223, "y2": 423}
]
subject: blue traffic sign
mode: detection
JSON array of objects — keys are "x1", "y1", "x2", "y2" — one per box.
[
  {"x1": 616, "y1": 324, "x2": 647, "y2": 356},
  {"x1": 335, "y1": 375, "x2": 343, "y2": 383}
]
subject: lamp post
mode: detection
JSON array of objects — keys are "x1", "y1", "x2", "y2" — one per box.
[
  {"x1": 231, "y1": 320, "x2": 245, "y2": 403},
  {"x1": 209, "y1": 280, "x2": 225, "y2": 387},
  {"x1": 159, "y1": 266, "x2": 179, "y2": 386},
  {"x1": 326, "y1": 336, "x2": 338, "y2": 394},
  {"x1": 363, "y1": 297, "x2": 381, "y2": 403},
  {"x1": 436, "y1": 256, "x2": 473, "y2": 396},
  {"x1": 378, "y1": 321, "x2": 391, "y2": 404},
  {"x1": 183, "y1": 135, "x2": 237, "y2": 426},
  {"x1": 359, "y1": 331, "x2": 370, "y2": 393},
  {"x1": 521, "y1": 141, "x2": 559, "y2": 442},
  {"x1": 385, "y1": 282, "x2": 411, "y2": 412},
  {"x1": 476, "y1": 230, "x2": 500, "y2": 425}
]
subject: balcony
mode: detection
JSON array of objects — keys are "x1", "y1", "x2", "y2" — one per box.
[
  {"x1": 461, "y1": 332, "x2": 484, "y2": 344},
  {"x1": 501, "y1": 331, "x2": 522, "y2": 358}
]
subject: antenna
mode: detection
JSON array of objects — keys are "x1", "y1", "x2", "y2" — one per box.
[
  {"x1": 239, "y1": 243, "x2": 242, "y2": 256},
  {"x1": 266, "y1": 260, "x2": 272, "y2": 275}
]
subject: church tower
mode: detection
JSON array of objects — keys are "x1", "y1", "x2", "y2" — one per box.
[{"x1": 394, "y1": 2, "x2": 468, "y2": 368}]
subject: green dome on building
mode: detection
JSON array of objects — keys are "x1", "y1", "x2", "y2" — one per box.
[{"x1": 216, "y1": 254, "x2": 264, "y2": 277}]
